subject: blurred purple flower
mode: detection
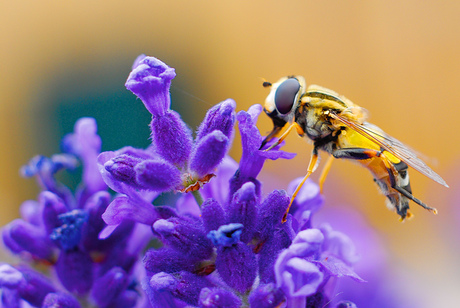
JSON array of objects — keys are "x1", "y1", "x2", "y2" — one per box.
[{"x1": 2, "y1": 118, "x2": 151, "y2": 307}]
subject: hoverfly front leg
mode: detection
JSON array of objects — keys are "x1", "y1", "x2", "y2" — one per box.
[
  {"x1": 263, "y1": 122, "x2": 303, "y2": 151},
  {"x1": 282, "y1": 147, "x2": 320, "y2": 223}
]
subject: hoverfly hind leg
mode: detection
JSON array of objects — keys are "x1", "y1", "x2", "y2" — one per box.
[
  {"x1": 393, "y1": 185, "x2": 438, "y2": 215},
  {"x1": 380, "y1": 153, "x2": 438, "y2": 217}
]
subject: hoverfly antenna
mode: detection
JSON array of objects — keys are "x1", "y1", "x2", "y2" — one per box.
[
  {"x1": 260, "y1": 77, "x2": 272, "y2": 88},
  {"x1": 262, "y1": 81, "x2": 272, "y2": 88},
  {"x1": 263, "y1": 81, "x2": 272, "y2": 87}
]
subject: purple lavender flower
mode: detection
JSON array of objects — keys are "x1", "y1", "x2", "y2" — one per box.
[
  {"x1": 2, "y1": 118, "x2": 150, "y2": 307},
  {"x1": 98, "y1": 55, "x2": 238, "y2": 235}
]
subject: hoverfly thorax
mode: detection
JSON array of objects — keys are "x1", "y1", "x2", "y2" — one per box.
[{"x1": 260, "y1": 76, "x2": 306, "y2": 149}]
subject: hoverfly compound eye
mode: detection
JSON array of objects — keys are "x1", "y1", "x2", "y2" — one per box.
[{"x1": 274, "y1": 78, "x2": 300, "y2": 114}]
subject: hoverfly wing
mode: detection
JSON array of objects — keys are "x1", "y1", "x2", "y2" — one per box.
[{"x1": 330, "y1": 112, "x2": 449, "y2": 188}]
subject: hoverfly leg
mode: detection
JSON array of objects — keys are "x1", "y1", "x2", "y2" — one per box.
[
  {"x1": 392, "y1": 185, "x2": 437, "y2": 214},
  {"x1": 380, "y1": 153, "x2": 438, "y2": 216},
  {"x1": 264, "y1": 122, "x2": 303, "y2": 152},
  {"x1": 318, "y1": 155, "x2": 334, "y2": 194},
  {"x1": 282, "y1": 148, "x2": 319, "y2": 223},
  {"x1": 260, "y1": 126, "x2": 284, "y2": 150},
  {"x1": 331, "y1": 148, "x2": 381, "y2": 160}
]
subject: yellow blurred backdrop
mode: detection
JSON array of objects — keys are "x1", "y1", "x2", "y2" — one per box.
[{"x1": 1, "y1": 1, "x2": 460, "y2": 307}]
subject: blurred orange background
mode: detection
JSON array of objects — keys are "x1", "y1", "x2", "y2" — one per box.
[{"x1": 1, "y1": 1, "x2": 459, "y2": 307}]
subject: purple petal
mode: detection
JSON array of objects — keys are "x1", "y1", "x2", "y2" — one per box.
[
  {"x1": 110, "y1": 290, "x2": 138, "y2": 308},
  {"x1": 287, "y1": 178, "x2": 324, "y2": 224},
  {"x1": 0, "y1": 264, "x2": 24, "y2": 288},
  {"x1": 274, "y1": 229, "x2": 324, "y2": 292},
  {"x1": 61, "y1": 117, "x2": 106, "y2": 195},
  {"x1": 150, "y1": 110, "x2": 193, "y2": 167},
  {"x1": 20, "y1": 155, "x2": 76, "y2": 207},
  {"x1": 278, "y1": 257, "x2": 323, "y2": 297},
  {"x1": 150, "y1": 271, "x2": 212, "y2": 306},
  {"x1": 143, "y1": 274, "x2": 184, "y2": 308},
  {"x1": 215, "y1": 242, "x2": 257, "y2": 293},
  {"x1": 56, "y1": 250, "x2": 93, "y2": 294},
  {"x1": 132, "y1": 54, "x2": 147, "y2": 70},
  {"x1": 81, "y1": 191, "x2": 112, "y2": 250},
  {"x1": 292, "y1": 228, "x2": 324, "y2": 246},
  {"x1": 2, "y1": 224, "x2": 23, "y2": 254},
  {"x1": 144, "y1": 247, "x2": 195, "y2": 274},
  {"x1": 98, "y1": 148, "x2": 162, "y2": 197},
  {"x1": 7, "y1": 219, "x2": 54, "y2": 260},
  {"x1": 153, "y1": 217, "x2": 213, "y2": 261},
  {"x1": 226, "y1": 182, "x2": 258, "y2": 243},
  {"x1": 55, "y1": 249, "x2": 93, "y2": 294},
  {"x1": 235, "y1": 108, "x2": 266, "y2": 179},
  {"x1": 199, "y1": 287, "x2": 242, "y2": 308},
  {"x1": 319, "y1": 223, "x2": 359, "y2": 265},
  {"x1": 175, "y1": 192, "x2": 201, "y2": 217},
  {"x1": 135, "y1": 159, "x2": 182, "y2": 191},
  {"x1": 200, "y1": 156, "x2": 238, "y2": 205},
  {"x1": 189, "y1": 130, "x2": 229, "y2": 178},
  {"x1": 201, "y1": 198, "x2": 227, "y2": 233},
  {"x1": 196, "y1": 99, "x2": 236, "y2": 141},
  {"x1": 232, "y1": 105, "x2": 295, "y2": 194},
  {"x1": 104, "y1": 154, "x2": 145, "y2": 188},
  {"x1": 42, "y1": 292, "x2": 81, "y2": 308},
  {"x1": 248, "y1": 283, "x2": 285, "y2": 308},
  {"x1": 102, "y1": 195, "x2": 160, "y2": 226},
  {"x1": 336, "y1": 301, "x2": 358, "y2": 308},
  {"x1": 125, "y1": 56, "x2": 176, "y2": 116},
  {"x1": 39, "y1": 191, "x2": 67, "y2": 235},
  {"x1": 91, "y1": 267, "x2": 129, "y2": 307},
  {"x1": 98, "y1": 151, "x2": 127, "y2": 194},
  {"x1": 16, "y1": 266, "x2": 56, "y2": 307},
  {"x1": 258, "y1": 228, "x2": 292, "y2": 283},
  {"x1": 0, "y1": 288, "x2": 20, "y2": 308},
  {"x1": 257, "y1": 190, "x2": 290, "y2": 240},
  {"x1": 313, "y1": 256, "x2": 365, "y2": 283},
  {"x1": 19, "y1": 200, "x2": 42, "y2": 226}
]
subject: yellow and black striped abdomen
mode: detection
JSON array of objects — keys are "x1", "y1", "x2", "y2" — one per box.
[{"x1": 336, "y1": 126, "x2": 413, "y2": 219}]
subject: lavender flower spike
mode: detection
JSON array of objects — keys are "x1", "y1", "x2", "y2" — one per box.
[
  {"x1": 125, "y1": 55, "x2": 176, "y2": 116},
  {"x1": 230, "y1": 104, "x2": 295, "y2": 195},
  {"x1": 2, "y1": 117, "x2": 150, "y2": 307},
  {"x1": 61, "y1": 117, "x2": 106, "y2": 197}
]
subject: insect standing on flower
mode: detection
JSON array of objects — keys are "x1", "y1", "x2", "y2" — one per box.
[{"x1": 260, "y1": 76, "x2": 449, "y2": 222}]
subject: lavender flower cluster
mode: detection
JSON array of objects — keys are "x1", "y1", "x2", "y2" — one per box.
[{"x1": 1, "y1": 55, "x2": 364, "y2": 307}]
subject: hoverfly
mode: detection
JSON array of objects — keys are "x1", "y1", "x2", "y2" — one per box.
[{"x1": 261, "y1": 76, "x2": 448, "y2": 222}]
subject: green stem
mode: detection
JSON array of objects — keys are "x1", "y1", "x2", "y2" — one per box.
[{"x1": 192, "y1": 190, "x2": 204, "y2": 208}]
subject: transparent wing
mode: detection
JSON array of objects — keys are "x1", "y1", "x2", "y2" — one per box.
[{"x1": 330, "y1": 112, "x2": 449, "y2": 187}]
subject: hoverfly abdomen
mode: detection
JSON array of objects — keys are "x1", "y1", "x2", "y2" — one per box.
[{"x1": 373, "y1": 160, "x2": 412, "y2": 220}]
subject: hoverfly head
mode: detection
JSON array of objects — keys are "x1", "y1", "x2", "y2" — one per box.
[{"x1": 260, "y1": 76, "x2": 306, "y2": 149}]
